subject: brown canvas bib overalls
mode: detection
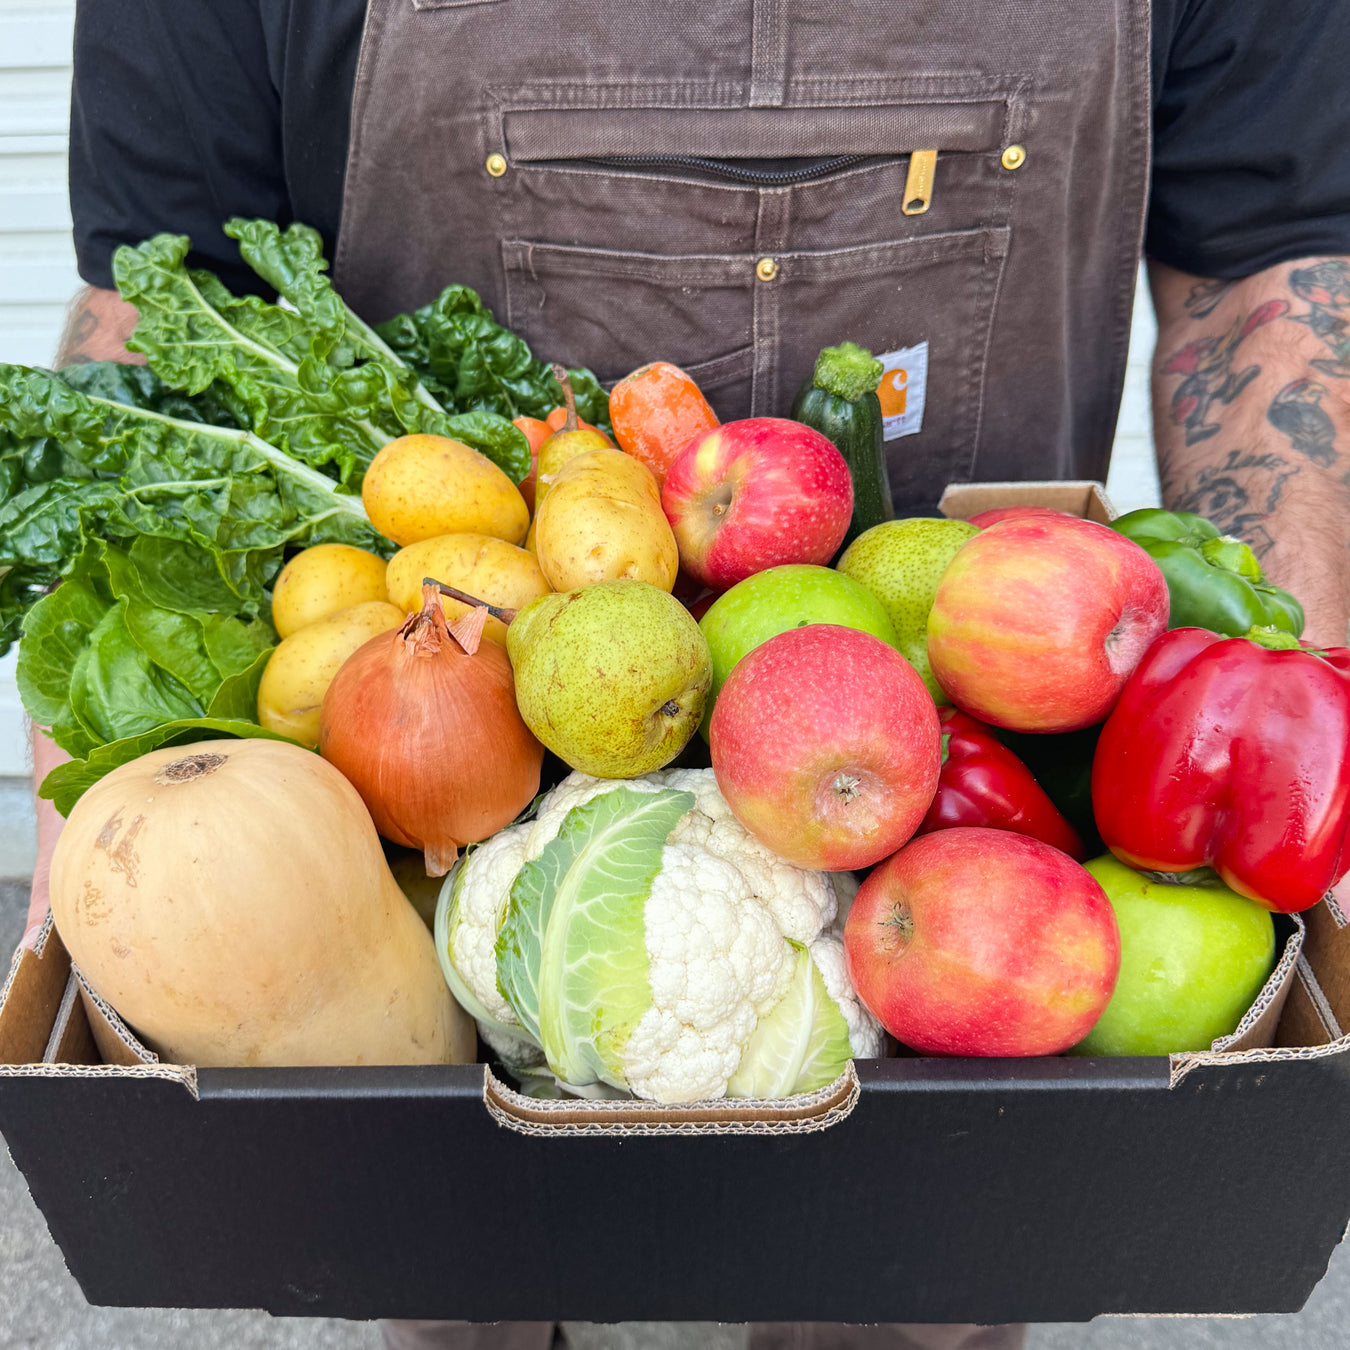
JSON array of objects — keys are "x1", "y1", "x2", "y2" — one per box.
[{"x1": 347, "y1": 1, "x2": 1150, "y2": 1344}]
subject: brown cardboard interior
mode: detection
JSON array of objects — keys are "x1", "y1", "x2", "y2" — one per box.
[{"x1": 939, "y1": 480, "x2": 1117, "y2": 524}]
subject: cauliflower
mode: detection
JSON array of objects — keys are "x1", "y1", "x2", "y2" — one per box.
[{"x1": 436, "y1": 769, "x2": 882, "y2": 1104}]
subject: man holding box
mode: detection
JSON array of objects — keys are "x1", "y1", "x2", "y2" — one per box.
[{"x1": 25, "y1": 1, "x2": 1350, "y2": 1348}]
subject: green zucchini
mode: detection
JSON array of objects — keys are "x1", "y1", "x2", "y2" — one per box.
[{"x1": 791, "y1": 342, "x2": 894, "y2": 552}]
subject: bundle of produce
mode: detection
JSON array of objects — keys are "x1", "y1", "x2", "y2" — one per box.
[
  {"x1": 0, "y1": 219, "x2": 604, "y2": 811},
  {"x1": 437, "y1": 769, "x2": 882, "y2": 1103}
]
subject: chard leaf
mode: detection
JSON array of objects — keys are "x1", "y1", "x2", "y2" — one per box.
[
  {"x1": 38, "y1": 718, "x2": 299, "y2": 817},
  {"x1": 496, "y1": 787, "x2": 693, "y2": 1088},
  {"x1": 727, "y1": 943, "x2": 855, "y2": 1099},
  {"x1": 206, "y1": 648, "x2": 273, "y2": 721}
]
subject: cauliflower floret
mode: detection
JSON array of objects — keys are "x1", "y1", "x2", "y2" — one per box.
[
  {"x1": 656, "y1": 768, "x2": 838, "y2": 944},
  {"x1": 810, "y1": 932, "x2": 885, "y2": 1060},
  {"x1": 524, "y1": 772, "x2": 667, "y2": 858},
  {"x1": 445, "y1": 822, "x2": 530, "y2": 1026},
  {"x1": 622, "y1": 844, "x2": 795, "y2": 1103}
]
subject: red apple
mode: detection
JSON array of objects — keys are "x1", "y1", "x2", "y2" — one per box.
[
  {"x1": 661, "y1": 418, "x2": 853, "y2": 589},
  {"x1": 709, "y1": 624, "x2": 940, "y2": 870},
  {"x1": 926, "y1": 514, "x2": 1168, "y2": 732},
  {"x1": 967, "y1": 505, "x2": 1072, "y2": 529},
  {"x1": 844, "y1": 827, "x2": 1120, "y2": 1056}
]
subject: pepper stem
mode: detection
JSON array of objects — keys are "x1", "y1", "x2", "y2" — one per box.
[
  {"x1": 1200, "y1": 534, "x2": 1263, "y2": 582},
  {"x1": 552, "y1": 364, "x2": 579, "y2": 433},
  {"x1": 1243, "y1": 625, "x2": 1304, "y2": 651},
  {"x1": 812, "y1": 342, "x2": 885, "y2": 403}
]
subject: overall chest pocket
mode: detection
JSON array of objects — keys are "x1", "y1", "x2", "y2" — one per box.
[{"x1": 492, "y1": 90, "x2": 1020, "y2": 501}]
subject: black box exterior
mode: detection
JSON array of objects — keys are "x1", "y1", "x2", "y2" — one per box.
[{"x1": 2, "y1": 1053, "x2": 1348, "y2": 1323}]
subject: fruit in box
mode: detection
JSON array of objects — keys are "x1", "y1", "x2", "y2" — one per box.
[
  {"x1": 844, "y1": 827, "x2": 1121, "y2": 1056},
  {"x1": 926, "y1": 514, "x2": 1169, "y2": 731},
  {"x1": 697, "y1": 564, "x2": 902, "y2": 736},
  {"x1": 835, "y1": 517, "x2": 980, "y2": 703},
  {"x1": 508, "y1": 579, "x2": 711, "y2": 777},
  {"x1": 661, "y1": 418, "x2": 853, "y2": 589},
  {"x1": 1074, "y1": 855, "x2": 1276, "y2": 1056},
  {"x1": 709, "y1": 624, "x2": 940, "y2": 870}
]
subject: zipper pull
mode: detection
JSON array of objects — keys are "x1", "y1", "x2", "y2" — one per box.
[{"x1": 902, "y1": 150, "x2": 938, "y2": 216}]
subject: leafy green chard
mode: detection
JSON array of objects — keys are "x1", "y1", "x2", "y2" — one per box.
[{"x1": 377, "y1": 284, "x2": 611, "y2": 429}]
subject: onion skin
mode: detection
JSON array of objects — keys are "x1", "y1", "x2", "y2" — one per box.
[{"x1": 319, "y1": 586, "x2": 543, "y2": 875}]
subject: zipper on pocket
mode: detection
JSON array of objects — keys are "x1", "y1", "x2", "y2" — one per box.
[
  {"x1": 565, "y1": 154, "x2": 877, "y2": 186},
  {"x1": 902, "y1": 150, "x2": 938, "y2": 215}
]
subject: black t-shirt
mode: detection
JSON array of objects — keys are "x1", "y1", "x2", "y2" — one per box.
[{"x1": 69, "y1": 0, "x2": 1350, "y2": 300}]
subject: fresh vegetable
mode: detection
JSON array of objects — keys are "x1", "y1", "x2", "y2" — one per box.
[
  {"x1": 790, "y1": 342, "x2": 893, "y2": 551},
  {"x1": 374, "y1": 281, "x2": 610, "y2": 430},
  {"x1": 361, "y1": 433, "x2": 529, "y2": 547},
  {"x1": 917, "y1": 707, "x2": 1087, "y2": 859},
  {"x1": 319, "y1": 587, "x2": 543, "y2": 875},
  {"x1": 271, "y1": 543, "x2": 391, "y2": 638},
  {"x1": 844, "y1": 827, "x2": 1120, "y2": 1057},
  {"x1": 437, "y1": 769, "x2": 881, "y2": 1101},
  {"x1": 1109, "y1": 507, "x2": 1305, "y2": 637},
  {"x1": 1092, "y1": 626, "x2": 1350, "y2": 913},
  {"x1": 608, "y1": 361, "x2": 719, "y2": 489},
  {"x1": 1074, "y1": 855, "x2": 1275, "y2": 1056},
  {"x1": 48, "y1": 739, "x2": 472, "y2": 1066},
  {"x1": 534, "y1": 450, "x2": 679, "y2": 593},
  {"x1": 17, "y1": 532, "x2": 279, "y2": 770},
  {"x1": 384, "y1": 533, "x2": 550, "y2": 644},
  {"x1": 255, "y1": 599, "x2": 406, "y2": 747}
]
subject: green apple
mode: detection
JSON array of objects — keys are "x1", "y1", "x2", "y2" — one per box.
[
  {"x1": 1074, "y1": 854, "x2": 1276, "y2": 1056},
  {"x1": 835, "y1": 517, "x2": 979, "y2": 703},
  {"x1": 697, "y1": 564, "x2": 901, "y2": 738}
]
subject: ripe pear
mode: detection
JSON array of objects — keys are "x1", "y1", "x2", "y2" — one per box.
[
  {"x1": 836, "y1": 518, "x2": 979, "y2": 703},
  {"x1": 507, "y1": 580, "x2": 711, "y2": 777}
]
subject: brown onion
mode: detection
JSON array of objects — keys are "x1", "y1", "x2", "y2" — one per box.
[{"x1": 319, "y1": 583, "x2": 543, "y2": 876}]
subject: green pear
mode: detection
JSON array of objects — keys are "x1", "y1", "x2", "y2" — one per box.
[
  {"x1": 836, "y1": 518, "x2": 979, "y2": 703},
  {"x1": 507, "y1": 580, "x2": 711, "y2": 777}
]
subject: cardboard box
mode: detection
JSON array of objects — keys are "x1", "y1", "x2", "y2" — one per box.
[{"x1": 1, "y1": 481, "x2": 1348, "y2": 1325}]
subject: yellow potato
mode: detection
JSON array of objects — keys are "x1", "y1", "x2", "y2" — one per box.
[
  {"x1": 362, "y1": 434, "x2": 529, "y2": 547},
  {"x1": 534, "y1": 427, "x2": 612, "y2": 514},
  {"x1": 534, "y1": 449, "x2": 679, "y2": 592},
  {"x1": 256, "y1": 600, "x2": 405, "y2": 748},
  {"x1": 385, "y1": 533, "x2": 551, "y2": 645},
  {"x1": 270, "y1": 544, "x2": 390, "y2": 638}
]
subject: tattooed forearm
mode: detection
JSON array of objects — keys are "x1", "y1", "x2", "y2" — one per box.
[
  {"x1": 1184, "y1": 278, "x2": 1236, "y2": 320},
  {"x1": 1160, "y1": 300, "x2": 1288, "y2": 445},
  {"x1": 1288, "y1": 260, "x2": 1350, "y2": 379},
  {"x1": 1267, "y1": 379, "x2": 1337, "y2": 466},
  {"x1": 1150, "y1": 256, "x2": 1350, "y2": 646},
  {"x1": 1160, "y1": 449, "x2": 1299, "y2": 559},
  {"x1": 53, "y1": 286, "x2": 142, "y2": 367}
]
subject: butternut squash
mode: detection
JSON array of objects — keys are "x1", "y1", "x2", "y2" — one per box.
[{"x1": 49, "y1": 739, "x2": 473, "y2": 1067}]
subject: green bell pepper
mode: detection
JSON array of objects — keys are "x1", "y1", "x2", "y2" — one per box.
[{"x1": 1109, "y1": 508, "x2": 1305, "y2": 638}]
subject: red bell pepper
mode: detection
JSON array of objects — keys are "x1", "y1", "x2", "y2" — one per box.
[
  {"x1": 917, "y1": 707, "x2": 1087, "y2": 860},
  {"x1": 1091, "y1": 626, "x2": 1350, "y2": 913}
]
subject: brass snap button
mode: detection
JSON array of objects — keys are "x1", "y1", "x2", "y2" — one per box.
[
  {"x1": 1000, "y1": 144, "x2": 1027, "y2": 171},
  {"x1": 755, "y1": 257, "x2": 779, "y2": 282},
  {"x1": 485, "y1": 153, "x2": 508, "y2": 178}
]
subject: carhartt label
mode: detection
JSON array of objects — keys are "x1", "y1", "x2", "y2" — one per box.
[{"x1": 876, "y1": 342, "x2": 928, "y2": 441}]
